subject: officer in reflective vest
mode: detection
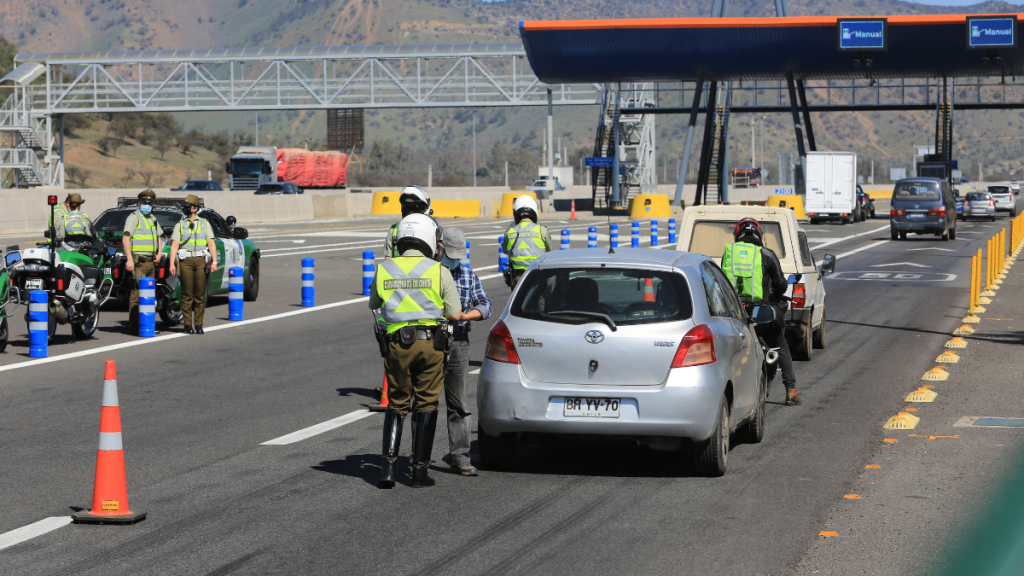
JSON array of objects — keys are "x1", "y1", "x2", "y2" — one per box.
[
  {"x1": 722, "y1": 217, "x2": 801, "y2": 406},
  {"x1": 169, "y1": 195, "x2": 218, "y2": 335},
  {"x1": 383, "y1": 185, "x2": 439, "y2": 259},
  {"x1": 503, "y1": 195, "x2": 552, "y2": 289},
  {"x1": 48, "y1": 195, "x2": 70, "y2": 230},
  {"x1": 370, "y1": 213, "x2": 465, "y2": 489},
  {"x1": 55, "y1": 193, "x2": 89, "y2": 240},
  {"x1": 123, "y1": 189, "x2": 164, "y2": 333}
]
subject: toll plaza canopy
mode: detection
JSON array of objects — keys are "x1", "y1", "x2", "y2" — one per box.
[{"x1": 519, "y1": 14, "x2": 1024, "y2": 83}]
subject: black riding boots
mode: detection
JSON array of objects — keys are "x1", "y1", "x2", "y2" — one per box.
[
  {"x1": 410, "y1": 410, "x2": 438, "y2": 488},
  {"x1": 379, "y1": 409, "x2": 404, "y2": 489}
]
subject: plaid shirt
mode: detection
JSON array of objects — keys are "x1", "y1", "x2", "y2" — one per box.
[{"x1": 450, "y1": 264, "x2": 492, "y2": 334}]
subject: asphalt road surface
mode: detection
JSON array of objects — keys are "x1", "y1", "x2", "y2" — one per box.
[{"x1": 0, "y1": 206, "x2": 1013, "y2": 574}]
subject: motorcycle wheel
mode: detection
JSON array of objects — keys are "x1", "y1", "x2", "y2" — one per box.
[
  {"x1": 25, "y1": 313, "x2": 58, "y2": 343},
  {"x1": 159, "y1": 302, "x2": 184, "y2": 327},
  {"x1": 0, "y1": 315, "x2": 8, "y2": 353},
  {"x1": 72, "y1": 306, "x2": 100, "y2": 339}
]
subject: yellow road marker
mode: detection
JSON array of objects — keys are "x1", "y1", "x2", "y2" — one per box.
[
  {"x1": 906, "y1": 388, "x2": 938, "y2": 402},
  {"x1": 884, "y1": 412, "x2": 921, "y2": 429},
  {"x1": 979, "y1": 296, "x2": 992, "y2": 304},
  {"x1": 981, "y1": 289, "x2": 996, "y2": 297},
  {"x1": 908, "y1": 434, "x2": 959, "y2": 440},
  {"x1": 945, "y1": 337, "x2": 968, "y2": 349},
  {"x1": 865, "y1": 464, "x2": 881, "y2": 469},
  {"x1": 961, "y1": 315, "x2": 981, "y2": 324},
  {"x1": 884, "y1": 438, "x2": 898, "y2": 443},
  {"x1": 819, "y1": 531, "x2": 839, "y2": 537},
  {"x1": 953, "y1": 325, "x2": 976, "y2": 335},
  {"x1": 936, "y1": 351, "x2": 960, "y2": 363},
  {"x1": 843, "y1": 494, "x2": 861, "y2": 499},
  {"x1": 922, "y1": 367, "x2": 949, "y2": 381}
]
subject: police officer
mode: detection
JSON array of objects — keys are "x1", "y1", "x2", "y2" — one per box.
[
  {"x1": 370, "y1": 213, "x2": 466, "y2": 489},
  {"x1": 503, "y1": 195, "x2": 553, "y2": 288},
  {"x1": 48, "y1": 194, "x2": 71, "y2": 232},
  {"x1": 722, "y1": 217, "x2": 801, "y2": 406},
  {"x1": 122, "y1": 189, "x2": 163, "y2": 333},
  {"x1": 55, "y1": 193, "x2": 89, "y2": 241},
  {"x1": 384, "y1": 185, "x2": 436, "y2": 259},
  {"x1": 169, "y1": 195, "x2": 218, "y2": 335}
]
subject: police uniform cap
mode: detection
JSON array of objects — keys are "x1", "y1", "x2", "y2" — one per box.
[
  {"x1": 67, "y1": 193, "x2": 85, "y2": 204},
  {"x1": 185, "y1": 194, "x2": 201, "y2": 206},
  {"x1": 138, "y1": 189, "x2": 157, "y2": 200}
]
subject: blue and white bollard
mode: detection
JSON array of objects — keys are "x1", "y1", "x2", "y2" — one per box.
[
  {"x1": 610, "y1": 223, "x2": 619, "y2": 249},
  {"x1": 651, "y1": 220, "x2": 659, "y2": 247},
  {"x1": 498, "y1": 236, "x2": 508, "y2": 273},
  {"x1": 228, "y1": 267, "x2": 244, "y2": 321},
  {"x1": 561, "y1": 229, "x2": 570, "y2": 250},
  {"x1": 631, "y1": 222, "x2": 640, "y2": 248},
  {"x1": 28, "y1": 290, "x2": 47, "y2": 358},
  {"x1": 465, "y1": 240, "x2": 471, "y2": 267},
  {"x1": 138, "y1": 277, "x2": 156, "y2": 338},
  {"x1": 303, "y1": 257, "x2": 317, "y2": 306},
  {"x1": 588, "y1": 226, "x2": 598, "y2": 248},
  {"x1": 669, "y1": 218, "x2": 677, "y2": 244}
]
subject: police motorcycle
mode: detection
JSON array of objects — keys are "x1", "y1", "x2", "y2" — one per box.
[
  {"x1": 7, "y1": 195, "x2": 115, "y2": 341},
  {"x1": 0, "y1": 246, "x2": 24, "y2": 352}
]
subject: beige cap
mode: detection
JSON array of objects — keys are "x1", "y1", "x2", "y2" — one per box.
[
  {"x1": 67, "y1": 193, "x2": 85, "y2": 204},
  {"x1": 185, "y1": 194, "x2": 201, "y2": 206}
]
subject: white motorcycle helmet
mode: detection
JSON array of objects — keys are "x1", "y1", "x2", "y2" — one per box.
[
  {"x1": 512, "y1": 195, "x2": 539, "y2": 224},
  {"x1": 399, "y1": 185, "x2": 432, "y2": 217},
  {"x1": 395, "y1": 213, "x2": 441, "y2": 259}
]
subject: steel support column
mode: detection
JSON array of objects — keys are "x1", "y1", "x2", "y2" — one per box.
[
  {"x1": 797, "y1": 80, "x2": 817, "y2": 152},
  {"x1": 786, "y1": 72, "x2": 808, "y2": 194},
  {"x1": 611, "y1": 86, "x2": 622, "y2": 208},
  {"x1": 674, "y1": 75, "x2": 705, "y2": 207}
]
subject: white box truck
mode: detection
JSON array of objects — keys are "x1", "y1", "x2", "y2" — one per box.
[{"x1": 805, "y1": 152, "x2": 859, "y2": 224}]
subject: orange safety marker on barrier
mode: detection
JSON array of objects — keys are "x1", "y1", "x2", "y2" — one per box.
[
  {"x1": 368, "y1": 373, "x2": 389, "y2": 413},
  {"x1": 72, "y1": 360, "x2": 146, "y2": 525}
]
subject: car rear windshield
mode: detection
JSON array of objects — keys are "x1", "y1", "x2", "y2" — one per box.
[
  {"x1": 510, "y1": 268, "x2": 693, "y2": 326},
  {"x1": 966, "y1": 193, "x2": 991, "y2": 202},
  {"x1": 988, "y1": 186, "x2": 1011, "y2": 195},
  {"x1": 687, "y1": 221, "x2": 786, "y2": 258},
  {"x1": 93, "y1": 208, "x2": 183, "y2": 233},
  {"x1": 893, "y1": 182, "x2": 941, "y2": 201},
  {"x1": 258, "y1": 185, "x2": 284, "y2": 192}
]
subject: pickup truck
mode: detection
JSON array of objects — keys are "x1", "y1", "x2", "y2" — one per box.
[{"x1": 676, "y1": 205, "x2": 836, "y2": 360}]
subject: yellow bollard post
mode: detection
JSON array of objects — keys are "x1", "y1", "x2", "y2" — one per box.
[{"x1": 969, "y1": 255, "x2": 977, "y2": 315}]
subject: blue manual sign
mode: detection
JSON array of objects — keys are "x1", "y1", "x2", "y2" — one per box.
[
  {"x1": 838, "y1": 20, "x2": 886, "y2": 50},
  {"x1": 968, "y1": 17, "x2": 1016, "y2": 48},
  {"x1": 585, "y1": 157, "x2": 614, "y2": 168}
]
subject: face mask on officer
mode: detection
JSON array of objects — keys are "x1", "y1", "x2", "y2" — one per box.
[
  {"x1": 441, "y1": 254, "x2": 460, "y2": 270},
  {"x1": 139, "y1": 204, "x2": 153, "y2": 216}
]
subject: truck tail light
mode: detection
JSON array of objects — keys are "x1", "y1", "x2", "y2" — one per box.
[
  {"x1": 891, "y1": 208, "x2": 906, "y2": 216},
  {"x1": 842, "y1": 213, "x2": 849, "y2": 217},
  {"x1": 927, "y1": 207, "x2": 946, "y2": 217},
  {"x1": 485, "y1": 320, "x2": 520, "y2": 364},
  {"x1": 671, "y1": 324, "x2": 717, "y2": 368},
  {"x1": 792, "y1": 284, "x2": 807, "y2": 308}
]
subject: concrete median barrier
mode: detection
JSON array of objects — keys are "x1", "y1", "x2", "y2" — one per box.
[
  {"x1": 629, "y1": 194, "x2": 672, "y2": 219},
  {"x1": 767, "y1": 195, "x2": 807, "y2": 219},
  {"x1": 370, "y1": 192, "x2": 402, "y2": 215},
  {"x1": 431, "y1": 200, "x2": 481, "y2": 219},
  {"x1": 498, "y1": 192, "x2": 537, "y2": 217}
]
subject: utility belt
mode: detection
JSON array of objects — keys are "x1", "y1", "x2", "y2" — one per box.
[
  {"x1": 373, "y1": 322, "x2": 453, "y2": 356},
  {"x1": 178, "y1": 248, "x2": 211, "y2": 261},
  {"x1": 133, "y1": 253, "x2": 156, "y2": 263}
]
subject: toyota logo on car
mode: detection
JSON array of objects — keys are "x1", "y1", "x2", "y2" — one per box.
[{"x1": 585, "y1": 330, "x2": 604, "y2": 344}]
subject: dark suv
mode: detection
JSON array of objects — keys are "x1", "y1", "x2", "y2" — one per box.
[{"x1": 889, "y1": 177, "x2": 957, "y2": 241}]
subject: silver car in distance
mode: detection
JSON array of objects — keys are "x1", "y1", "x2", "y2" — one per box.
[{"x1": 477, "y1": 248, "x2": 768, "y2": 477}]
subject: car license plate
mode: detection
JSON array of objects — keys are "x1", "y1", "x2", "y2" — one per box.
[
  {"x1": 564, "y1": 397, "x2": 621, "y2": 418},
  {"x1": 25, "y1": 278, "x2": 44, "y2": 291},
  {"x1": 103, "y1": 267, "x2": 111, "y2": 275},
  {"x1": 973, "y1": 209, "x2": 988, "y2": 214},
  {"x1": 907, "y1": 213, "x2": 925, "y2": 219}
]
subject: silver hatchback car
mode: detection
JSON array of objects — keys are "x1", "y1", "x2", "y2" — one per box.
[{"x1": 477, "y1": 248, "x2": 769, "y2": 477}]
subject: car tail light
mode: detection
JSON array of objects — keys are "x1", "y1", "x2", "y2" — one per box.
[
  {"x1": 963, "y1": 202, "x2": 970, "y2": 209},
  {"x1": 842, "y1": 213, "x2": 849, "y2": 217},
  {"x1": 671, "y1": 324, "x2": 716, "y2": 368},
  {"x1": 990, "y1": 200, "x2": 996, "y2": 207},
  {"x1": 891, "y1": 208, "x2": 906, "y2": 216},
  {"x1": 792, "y1": 283, "x2": 807, "y2": 308},
  {"x1": 485, "y1": 320, "x2": 520, "y2": 364},
  {"x1": 927, "y1": 207, "x2": 946, "y2": 217}
]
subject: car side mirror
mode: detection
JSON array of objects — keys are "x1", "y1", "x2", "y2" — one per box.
[
  {"x1": 232, "y1": 227, "x2": 248, "y2": 240},
  {"x1": 226, "y1": 215, "x2": 237, "y2": 227},
  {"x1": 821, "y1": 254, "x2": 837, "y2": 275},
  {"x1": 749, "y1": 305, "x2": 775, "y2": 325}
]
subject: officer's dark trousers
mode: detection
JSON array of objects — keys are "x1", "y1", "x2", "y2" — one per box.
[
  {"x1": 757, "y1": 322, "x2": 796, "y2": 391},
  {"x1": 384, "y1": 340, "x2": 444, "y2": 416}
]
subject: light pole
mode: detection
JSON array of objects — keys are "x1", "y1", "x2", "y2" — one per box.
[
  {"x1": 254, "y1": 111, "x2": 258, "y2": 145},
  {"x1": 760, "y1": 116, "x2": 766, "y2": 172},
  {"x1": 750, "y1": 117, "x2": 755, "y2": 168},
  {"x1": 472, "y1": 111, "x2": 477, "y2": 187}
]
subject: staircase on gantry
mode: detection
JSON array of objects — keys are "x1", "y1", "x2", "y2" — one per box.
[
  {"x1": 591, "y1": 83, "x2": 656, "y2": 210},
  {"x1": 0, "y1": 64, "x2": 64, "y2": 188}
]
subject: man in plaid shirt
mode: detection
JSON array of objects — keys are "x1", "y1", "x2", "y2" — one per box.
[{"x1": 440, "y1": 228, "x2": 492, "y2": 476}]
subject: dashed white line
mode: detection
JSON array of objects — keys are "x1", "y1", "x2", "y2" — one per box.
[
  {"x1": 0, "y1": 516, "x2": 72, "y2": 551},
  {"x1": 469, "y1": 369, "x2": 481, "y2": 375},
  {"x1": 261, "y1": 409, "x2": 377, "y2": 445}
]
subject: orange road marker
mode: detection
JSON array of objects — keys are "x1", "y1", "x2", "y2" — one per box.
[
  {"x1": 908, "y1": 434, "x2": 959, "y2": 440},
  {"x1": 819, "y1": 531, "x2": 839, "y2": 537},
  {"x1": 883, "y1": 438, "x2": 898, "y2": 443},
  {"x1": 865, "y1": 465, "x2": 881, "y2": 469}
]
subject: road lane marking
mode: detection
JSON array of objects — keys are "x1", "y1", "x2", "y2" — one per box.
[
  {"x1": 816, "y1": 239, "x2": 889, "y2": 267},
  {"x1": 470, "y1": 369, "x2": 481, "y2": 375},
  {"x1": 908, "y1": 247, "x2": 955, "y2": 252},
  {"x1": 871, "y1": 262, "x2": 931, "y2": 268},
  {"x1": 261, "y1": 409, "x2": 377, "y2": 445},
  {"x1": 0, "y1": 517, "x2": 72, "y2": 551},
  {"x1": 808, "y1": 225, "x2": 889, "y2": 250},
  {"x1": 261, "y1": 239, "x2": 378, "y2": 253}
]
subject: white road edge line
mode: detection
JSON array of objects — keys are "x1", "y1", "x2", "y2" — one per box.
[
  {"x1": 809, "y1": 225, "x2": 890, "y2": 250},
  {"x1": 261, "y1": 409, "x2": 377, "y2": 445},
  {"x1": 0, "y1": 516, "x2": 72, "y2": 551},
  {"x1": 817, "y1": 239, "x2": 890, "y2": 267},
  {"x1": 469, "y1": 369, "x2": 481, "y2": 375}
]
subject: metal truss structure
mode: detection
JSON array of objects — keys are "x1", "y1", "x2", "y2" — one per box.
[{"x1": 0, "y1": 43, "x2": 602, "y2": 188}]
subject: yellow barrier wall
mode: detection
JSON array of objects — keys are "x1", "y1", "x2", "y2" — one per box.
[
  {"x1": 431, "y1": 200, "x2": 481, "y2": 219},
  {"x1": 498, "y1": 192, "x2": 538, "y2": 217},
  {"x1": 767, "y1": 195, "x2": 807, "y2": 219},
  {"x1": 860, "y1": 186, "x2": 891, "y2": 200},
  {"x1": 370, "y1": 191, "x2": 401, "y2": 215},
  {"x1": 629, "y1": 194, "x2": 672, "y2": 218}
]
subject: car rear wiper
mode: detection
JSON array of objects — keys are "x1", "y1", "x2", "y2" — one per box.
[{"x1": 549, "y1": 310, "x2": 618, "y2": 331}]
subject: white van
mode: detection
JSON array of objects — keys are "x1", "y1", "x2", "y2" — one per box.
[
  {"x1": 805, "y1": 151, "x2": 859, "y2": 224},
  {"x1": 676, "y1": 205, "x2": 835, "y2": 360}
]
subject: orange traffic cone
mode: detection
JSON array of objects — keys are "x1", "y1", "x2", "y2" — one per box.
[
  {"x1": 570, "y1": 199, "x2": 577, "y2": 220},
  {"x1": 72, "y1": 360, "x2": 146, "y2": 525},
  {"x1": 643, "y1": 278, "x2": 655, "y2": 302},
  {"x1": 368, "y1": 373, "x2": 390, "y2": 412}
]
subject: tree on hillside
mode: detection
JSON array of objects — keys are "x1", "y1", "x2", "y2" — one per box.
[
  {"x1": 153, "y1": 136, "x2": 172, "y2": 160},
  {"x1": 0, "y1": 37, "x2": 17, "y2": 104},
  {"x1": 109, "y1": 115, "x2": 138, "y2": 143},
  {"x1": 177, "y1": 129, "x2": 202, "y2": 156}
]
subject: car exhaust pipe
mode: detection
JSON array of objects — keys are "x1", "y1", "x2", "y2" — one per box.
[{"x1": 766, "y1": 349, "x2": 779, "y2": 365}]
